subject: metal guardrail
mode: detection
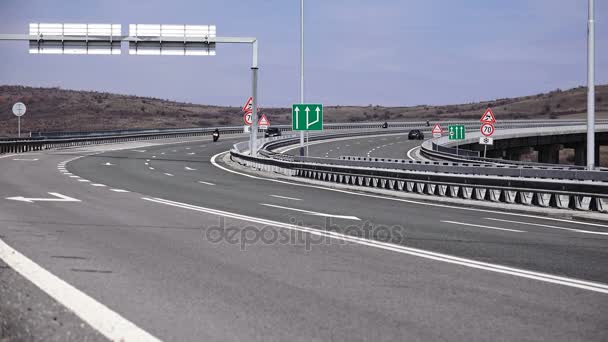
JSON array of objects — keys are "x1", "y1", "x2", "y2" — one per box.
[
  {"x1": 230, "y1": 129, "x2": 608, "y2": 213},
  {"x1": 0, "y1": 127, "x2": 246, "y2": 154}
]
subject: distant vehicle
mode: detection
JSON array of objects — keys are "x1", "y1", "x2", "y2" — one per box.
[
  {"x1": 382, "y1": 122, "x2": 388, "y2": 129},
  {"x1": 212, "y1": 129, "x2": 220, "y2": 142},
  {"x1": 264, "y1": 127, "x2": 282, "y2": 138},
  {"x1": 408, "y1": 129, "x2": 425, "y2": 140}
]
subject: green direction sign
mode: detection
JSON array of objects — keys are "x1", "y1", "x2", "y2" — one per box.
[
  {"x1": 448, "y1": 125, "x2": 465, "y2": 140},
  {"x1": 292, "y1": 104, "x2": 323, "y2": 131}
]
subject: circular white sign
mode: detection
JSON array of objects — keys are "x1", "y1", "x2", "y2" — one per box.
[
  {"x1": 12, "y1": 102, "x2": 26, "y2": 117},
  {"x1": 480, "y1": 123, "x2": 495, "y2": 137},
  {"x1": 244, "y1": 112, "x2": 253, "y2": 125}
]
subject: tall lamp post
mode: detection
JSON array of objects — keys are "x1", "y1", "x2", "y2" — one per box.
[
  {"x1": 587, "y1": 0, "x2": 596, "y2": 170},
  {"x1": 299, "y1": 0, "x2": 306, "y2": 156}
]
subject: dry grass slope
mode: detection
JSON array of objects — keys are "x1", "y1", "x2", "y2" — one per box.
[{"x1": 1, "y1": 84, "x2": 606, "y2": 136}]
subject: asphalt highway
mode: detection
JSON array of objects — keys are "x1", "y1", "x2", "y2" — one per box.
[
  {"x1": 1, "y1": 134, "x2": 607, "y2": 341},
  {"x1": 283, "y1": 133, "x2": 427, "y2": 160}
]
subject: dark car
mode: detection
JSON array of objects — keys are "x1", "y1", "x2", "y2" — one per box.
[
  {"x1": 264, "y1": 127, "x2": 282, "y2": 138},
  {"x1": 408, "y1": 129, "x2": 425, "y2": 140}
]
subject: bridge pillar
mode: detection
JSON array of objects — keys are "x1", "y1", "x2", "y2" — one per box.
[
  {"x1": 574, "y1": 143, "x2": 601, "y2": 166},
  {"x1": 537, "y1": 144, "x2": 561, "y2": 164},
  {"x1": 505, "y1": 147, "x2": 531, "y2": 161}
]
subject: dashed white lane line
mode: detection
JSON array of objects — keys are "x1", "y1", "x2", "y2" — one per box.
[
  {"x1": 69, "y1": 176, "x2": 80, "y2": 178},
  {"x1": 260, "y1": 203, "x2": 361, "y2": 221},
  {"x1": 110, "y1": 189, "x2": 130, "y2": 193},
  {"x1": 143, "y1": 196, "x2": 608, "y2": 294},
  {"x1": 91, "y1": 184, "x2": 107, "y2": 187},
  {"x1": 0, "y1": 239, "x2": 161, "y2": 341},
  {"x1": 197, "y1": 181, "x2": 216, "y2": 186},
  {"x1": 13, "y1": 158, "x2": 39, "y2": 161},
  {"x1": 188, "y1": 153, "x2": 196, "y2": 155},
  {"x1": 78, "y1": 179, "x2": 91, "y2": 183},
  {"x1": 486, "y1": 218, "x2": 608, "y2": 236},
  {"x1": 441, "y1": 221, "x2": 525, "y2": 233},
  {"x1": 185, "y1": 167, "x2": 197, "y2": 171},
  {"x1": 164, "y1": 173, "x2": 174, "y2": 177},
  {"x1": 145, "y1": 163, "x2": 149, "y2": 166},
  {"x1": 270, "y1": 195, "x2": 302, "y2": 201},
  {"x1": 149, "y1": 167, "x2": 155, "y2": 171}
]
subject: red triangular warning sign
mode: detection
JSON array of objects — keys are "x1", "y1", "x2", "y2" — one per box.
[
  {"x1": 480, "y1": 108, "x2": 497, "y2": 124},
  {"x1": 242, "y1": 97, "x2": 253, "y2": 113},
  {"x1": 258, "y1": 114, "x2": 270, "y2": 126},
  {"x1": 431, "y1": 123, "x2": 443, "y2": 134}
]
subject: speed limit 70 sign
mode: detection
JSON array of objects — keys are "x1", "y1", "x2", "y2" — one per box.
[{"x1": 480, "y1": 123, "x2": 495, "y2": 137}]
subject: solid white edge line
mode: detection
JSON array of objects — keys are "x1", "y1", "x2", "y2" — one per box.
[
  {"x1": 406, "y1": 146, "x2": 418, "y2": 161},
  {"x1": 441, "y1": 220, "x2": 525, "y2": 233},
  {"x1": 485, "y1": 218, "x2": 608, "y2": 236},
  {"x1": 210, "y1": 151, "x2": 608, "y2": 229},
  {"x1": 142, "y1": 196, "x2": 608, "y2": 294},
  {"x1": 260, "y1": 203, "x2": 361, "y2": 221},
  {"x1": 0, "y1": 239, "x2": 161, "y2": 341},
  {"x1": 270, "y1": 195, "x2": 302, "y2": 201}
]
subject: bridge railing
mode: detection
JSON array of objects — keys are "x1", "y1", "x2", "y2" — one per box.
[{"x1": 230, "y1": 128, "x2": 608, "y2": 213}]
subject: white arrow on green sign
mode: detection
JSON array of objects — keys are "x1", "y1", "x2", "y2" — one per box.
[{"x1": 292, "y1": 104, "x2": 323, "y2": 131}]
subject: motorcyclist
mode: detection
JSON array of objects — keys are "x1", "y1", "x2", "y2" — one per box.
[
  {"x1": 382, "y1": 122, "x2": 388, "y2": 129},
  {"x1": 426, "y1": 120, "x2": 430, "y2": 127},
  {"x1": 212, "y1": 128, "x2": 220, "y2": 142}
]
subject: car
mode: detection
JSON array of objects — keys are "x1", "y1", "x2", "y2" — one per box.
[
  {"x1": 264, "y1": 127, "x2": 282, "y2": 138},
  {"x1": 408, "y1": 129, "x2": 425, "y2": 140}
]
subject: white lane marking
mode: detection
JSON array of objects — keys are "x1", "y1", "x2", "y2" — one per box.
[
  {"x1": 270, "y1": 195, "x2": 302, "y2": 201},
  {"x1": 69, "y1": 176, "x2": 80, "y2": 178},
  {"x1": 186, "y1": 147, "x2": 191, "y2": 150},
  {"x1": 110, "y1": 189, "x2": 129, "y2": 193},
  {"x1": 185, "y1": 167, "x2": 197, "y2": 171},
  {"x1": 164, "y1": 173, "x2": 174, "y2": 177},
  {"x1": 143, "y1": 196, "x2": 608, "y2": 294},
  {"x1": 149, "y1": 167, "x2": 155, "y2": 170},
  {"x1": 64, "y1": 173, "x2": 73, "y2": 175},
  {"x1": 161, "y1": 152, "x2": 165, "y2": 155},
  {"x1": 152, "y1": 156, "x2": 157, "y2": 158},
  {"x1": 188, "y1": 152, "x2": 196, "y2": 155},
  {"x1": 441, "y1": 221, "x2": 525, "y2": 233},
  {"x1": 198, "y1": 181, "x2": 216, "y2": 186},
  {"x1": 0, "y1": 239, "x2": 161, "y2": 341},
  {"x1": 485, "y1": 218, "x2": 608, "y2": 236},
  {"x1": 260, "y1": 203, "x2": 361, "y2": 221},
  {"x1": 131, "y1": 150, "x2": 147, "y2": 153},
  {"x1": 103, "y1": 162, "x2": 114, "y2": 166},
  {"x1": 407, "y1": 146, "x2": 418, "y2": 161},
  {"x1": 146, "y1": 159, "x2": 151, "y2": 162},
  {"x1": 171, "y1": 150, "x2": 177, "y2": 153},
  {"x1": 13, "y1": 158, "x2": 39, "y2": 161},
  {"x1": 6, "y1": 192, "x2": 81, "y2": 203},
  {"x1": 78, "y1": 179, "x2": 91, "y2": 183},
  {"x1": 91, "y1": 184, "x2": 107, "y2": 187},
  {"x1": 145, "y1": 163, "x2": 149, "y2": 166},
  {"x1": 0, "y1": 154, "x2": 17, "y2": 159},
  {"x1": 211, "y1": 152, "x2": 607, "y2": 229}
]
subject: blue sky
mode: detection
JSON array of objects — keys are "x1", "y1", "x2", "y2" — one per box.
[{"x1": 0, "y1": 0, "x2": 606, "y2": 107}]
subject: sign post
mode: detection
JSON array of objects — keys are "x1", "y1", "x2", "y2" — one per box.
[
  {"x1": 448, "y1": 124, "x2": 465, "y2": 156},
  {"x1": 12, "y1": 102, "x2": 26, "y2": 138},
  {"x1": 431, "y1": 123, "x2": 443, "y2": 138},
  {"x1": 479, "y1": 108, "x2": 497, "y2": 159}
]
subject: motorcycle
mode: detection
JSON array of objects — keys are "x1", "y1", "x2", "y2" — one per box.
[{"x1": 212, "y1": 131, "x2": 220, "y2": 142}]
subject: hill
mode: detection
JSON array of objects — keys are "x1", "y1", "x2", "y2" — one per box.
[{"x1": 0, "y1": 84, "x2": 606, "y2": 136}]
